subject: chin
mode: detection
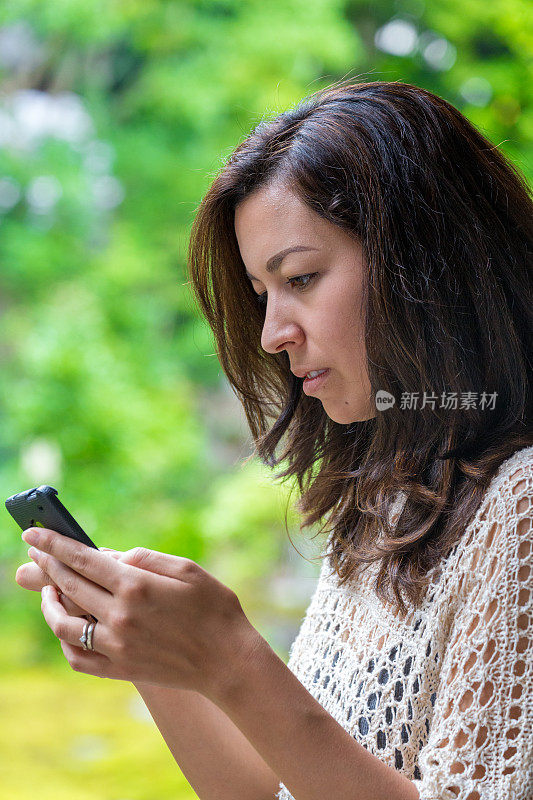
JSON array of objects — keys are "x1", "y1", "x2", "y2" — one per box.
[
  {"x1": 326, "y1": 410, "x2": 376, "y2": 424},
  {"x1": 324, "y1": 399, "x2": 376, "y2": 424}
]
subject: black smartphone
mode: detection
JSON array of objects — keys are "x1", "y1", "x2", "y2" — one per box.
[{"x1": 5, "y1": 485, "x2": 98, "y2": 549}]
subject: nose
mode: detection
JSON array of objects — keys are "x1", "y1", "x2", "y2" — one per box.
[{"x1": 260, "y1": 297, "x2": 304, "y2": 354}]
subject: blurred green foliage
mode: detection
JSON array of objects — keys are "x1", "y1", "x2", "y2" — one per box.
[
  {"x1": 0, "y1": 664, "x2": 194, "y2": 799},
  {"x1": 0, "y1": 1, "x2": 530, "y2": 796}
]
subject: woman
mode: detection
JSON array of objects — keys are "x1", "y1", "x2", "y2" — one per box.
[{"x1": 16, "y1": 81, "x2": 533, "y2": 800}]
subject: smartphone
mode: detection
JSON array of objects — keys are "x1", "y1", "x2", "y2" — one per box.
[{"x1": 5, "y1": 485, "x2": 98, "y2": 549}]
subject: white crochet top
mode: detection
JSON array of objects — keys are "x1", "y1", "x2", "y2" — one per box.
[{"x1": 276, "y1": 445, "x2": 533, "y2": 800}]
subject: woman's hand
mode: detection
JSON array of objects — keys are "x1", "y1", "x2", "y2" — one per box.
[
  {"x1": 17, "y1": 527, "x2": 262, "y2": 702},
  {"x1": 16, "y1": 546, "x2": 123, "y2": 618}
]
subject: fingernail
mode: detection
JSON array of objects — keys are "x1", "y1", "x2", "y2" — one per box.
[
  {"x1": 22, "y1": 529, "x2": 39, "y2": 545},
  {"x1": 28, "y1": 547, "x2": 40, "y2": 560}
]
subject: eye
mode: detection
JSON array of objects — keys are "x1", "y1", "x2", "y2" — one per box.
[{"x1": 256, "y1": 272, "x2": 319, "y2": 306}]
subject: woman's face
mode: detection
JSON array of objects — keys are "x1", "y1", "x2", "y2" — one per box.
[{"x1": 234, "y1": 181, "x2": 375, "y2": 424}]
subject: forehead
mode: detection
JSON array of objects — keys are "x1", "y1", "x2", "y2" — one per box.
[{"x1": 234, "y1": 182, "x2": 345, "y2": 269}]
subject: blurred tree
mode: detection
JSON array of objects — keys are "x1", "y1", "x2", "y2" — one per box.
[
  {"x1": 1, "y1": 2, "x2": 530, "y2": 797},
  {"x1": 0, "y1": 0, "x2": 530, "y2": 653}
]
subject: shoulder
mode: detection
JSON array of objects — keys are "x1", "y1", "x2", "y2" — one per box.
[
  {"x1": 431, "y1": 447, "x2": 532, "y2": 575},
  {"x1": 459, "y1": 445, "x2": 533, "y2": 595},
  {"x1": 457, "y1": 445, "x2": 533, "y2": 535},
  {"x1": 488, "y1": 443, "x2": 533, "y2": 485},
  {"x1": 482, "y1": 444, "x2": 533, "y2": 524}
]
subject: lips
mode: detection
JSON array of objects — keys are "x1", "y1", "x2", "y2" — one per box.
[
  {"x1": 302, "y1": 368, "x2": 331, "y2": 393},
  {"x1": 292, "y1": 367, "x2": 329, "y2": 379}
]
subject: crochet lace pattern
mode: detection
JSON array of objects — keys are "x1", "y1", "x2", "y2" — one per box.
[{"x1": 275, "y1": 445, "x2": 533, "y2": 800}]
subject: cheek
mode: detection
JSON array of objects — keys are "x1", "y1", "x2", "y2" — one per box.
[{"x1": 326, "y1": 295, "x2": 365, "y2": 348}]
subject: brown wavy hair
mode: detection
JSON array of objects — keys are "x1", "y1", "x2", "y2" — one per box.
[{"x1": 187, "y1": 80, "x2": 533, "y2": 617}]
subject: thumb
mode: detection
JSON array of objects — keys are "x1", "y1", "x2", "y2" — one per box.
[
  {"x1": 99, "y1": 547, "x2": 123, "y2": 560},
  {"x1": 118, "y1": 546, "x2": 195, "y2": 579}
]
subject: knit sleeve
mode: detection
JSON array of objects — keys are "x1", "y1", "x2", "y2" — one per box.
[{"x1": 411, "y1": 462, "x2": 533, "y2": 800}]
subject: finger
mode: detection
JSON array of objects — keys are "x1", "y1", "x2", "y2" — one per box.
[
  {"x1": 56, "y1": 591, "x2": 89, "y2": 618},
  {"x1": 15, "y1": 561, "x2": 53, "y2": 592},
  {"x1": 15, "y1": 549, "x2": 122, "y2": 592},
  {"x1": 100, "y1": 548, "x2": 123, "y2": 561},
  {"x1": 16, "y1": 561, "x2": 100, "y2": 617},
  {"x1": 40, "y1": 585, "x2": 111, "y2": 657},
  {"x1": 22, "y1": 528, "x2": 123, "y2": 593},
  {"x1": 28, "y1": 548, "x2": 111, "y2": 622},
  {"x1": 60, "y1": 639, "x2": 114, "y2": 678},
  {"x1": 119, "y1": 547, "x2": 203, "y2": 582}
]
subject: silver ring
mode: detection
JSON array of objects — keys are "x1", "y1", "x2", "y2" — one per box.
[
  {"x1": 79, "y1": 621, "x2": 90, "y2": 650},
  {"x1": 79, "y1": 619, "x2": 97, "y2": 651},
  {"x1": 86, "y1": 621, "x2": 96, "y2": 651}
]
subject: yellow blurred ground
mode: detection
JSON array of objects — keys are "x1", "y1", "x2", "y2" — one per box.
[{"x1": 0, "y1": 656, "x2": 195, "y2": 800}]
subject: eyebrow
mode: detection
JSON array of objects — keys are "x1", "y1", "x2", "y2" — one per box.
[{"x1": 244, "y1": 245, "x2": 319, "y2": 281}]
